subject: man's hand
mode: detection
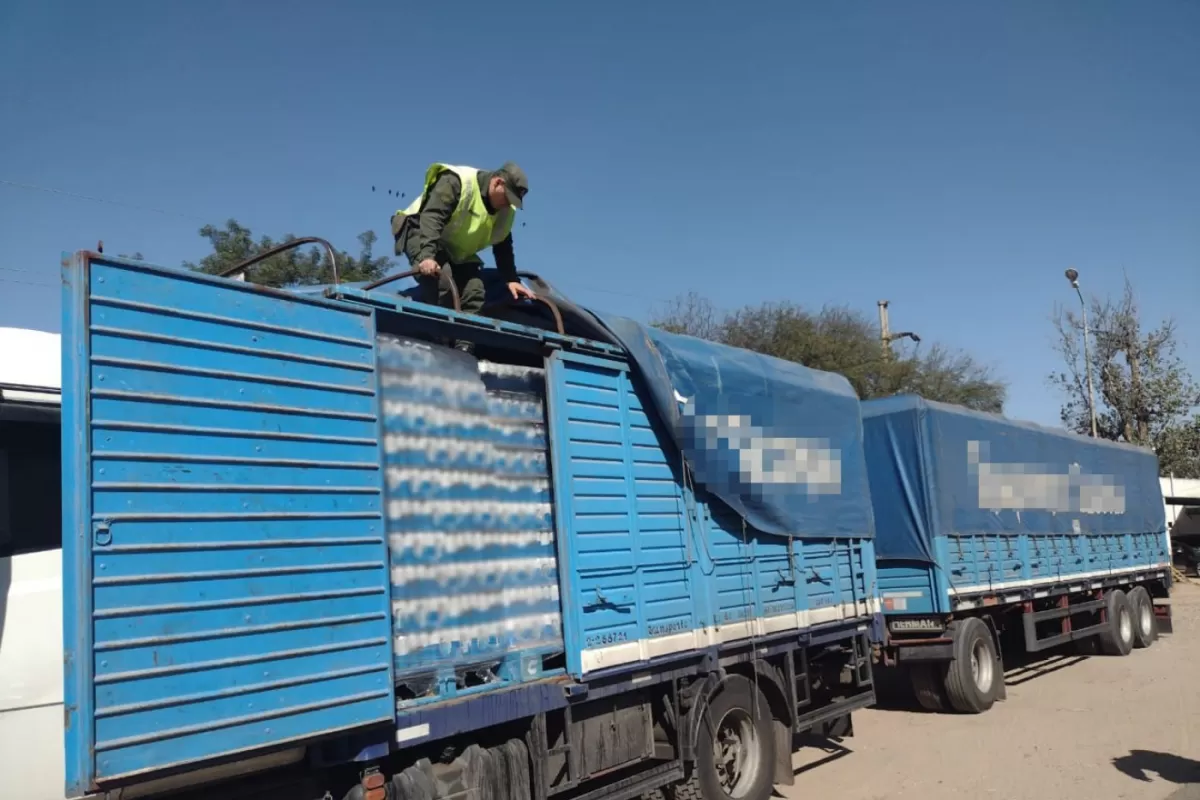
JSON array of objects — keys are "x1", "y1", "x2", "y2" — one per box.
[
  {"x1": 417, "y1": 258, "x2": 440, "y2": 277},
  {"x1": 507, "y1": 281, "x2": 536, "y2": 301}
]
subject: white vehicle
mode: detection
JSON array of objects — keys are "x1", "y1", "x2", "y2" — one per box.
[{"x1": 0, "y1": 326, "x2": 65, "y2": 800}]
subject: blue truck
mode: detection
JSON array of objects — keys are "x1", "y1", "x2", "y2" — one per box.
[
  {"x1": 863, "y1": 395, "x2": 1173, "y2": 714},
  {"x1": 55, "y1": 248, "x2": 880, "y2": 800},
  {"x1": 26, "y1": 246, "x2": 1170, "y2": 799}
]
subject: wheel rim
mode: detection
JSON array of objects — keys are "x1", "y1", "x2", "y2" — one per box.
[
  {"x1": 970, "y1": 638, "x2": 994, "y2": 693},
  {"x1": 712, "y1": 707, "x2": 762, "y2": 798},
  {"x1": 1139, "y1": 602, "x2": 1152, "y2": 636},
  {"x1": 1119, "y1": 606, "x2": 1133, "y2": 643}
]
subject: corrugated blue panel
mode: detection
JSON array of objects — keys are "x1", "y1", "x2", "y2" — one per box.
[
  {"x1": 379, "y1": 335, "x2": 562, "y2": 688},
  {"x1": 61, "y1": 255, "x2": 394, "y2": 794},
  {"x1": 546, "y1": 351, "x2": 701, "y2": 676},
  {"x1": 697, "y1": 506, "x2": 875, "y2": 636},
  {"x1": 546, "y1": 351, "x2": 877, "y2": 677}
]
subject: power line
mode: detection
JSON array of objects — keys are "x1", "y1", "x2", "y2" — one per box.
[
  {"x1": 0, "y1": 178, "x2": 208, "y2": 222},
  {"x1": 0, "y1": 276, "x2": 57, "y2": 289},
  {"x1": 0, "y1": 266, "x2": 51, "y2": 275},
  {"x1": 0, "y1": 267, "x2": 60, "y2": 287}
]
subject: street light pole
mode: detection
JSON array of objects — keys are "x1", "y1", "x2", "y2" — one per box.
[
  {"x1": 877, "y1": 300, "x2": 891, "y2": 359},
  {"x1": 877, "y1": 300, "x2": 921, "y2": 360},
  {"x1": 1065, "y1": 268, "x2": 1098, "y2": 438}
]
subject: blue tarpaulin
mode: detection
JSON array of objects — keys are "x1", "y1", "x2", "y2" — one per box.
[
  {"x1": 861, "y1": 394, "x2": 1166, "y2": 563},
  {"x1": 590, "y1": 315, "x2": 876, "y2": 540},
  {"x1": 329, "y1": 269, "x2": 878, "y2": 539}
]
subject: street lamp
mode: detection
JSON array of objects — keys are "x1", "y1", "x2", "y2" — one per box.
[{"x1": 1064, "y1": 268, "x2": 1098, "y2": 437}]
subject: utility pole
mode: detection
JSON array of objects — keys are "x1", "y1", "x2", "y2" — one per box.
[
  {"x1": 877, "y1": 299, "x2": 920, "y2": 359},
  {"x1": 1064, "y1": 268, "x2": 1098, "y2": 438},
  {"x1": 877, "y1": 300, "x2": 891, "y2": 358}
]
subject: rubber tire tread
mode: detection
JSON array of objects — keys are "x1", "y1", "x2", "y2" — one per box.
[
  {"x1": 669, "y1": 675, "x2": 775, "y2": 800},
  {"x1": 1128, "y1": 586, "x2": 1158, "y2": 649},
  {"x1": 504, "y1": 739, "x2": 532, "y2": 800},
  {"x1": 908, "y1": 664, "x2": 948, "y2": 712},
  {"x1": 1098, "y1": 589, "x2": 1135, "y2": 656},
  {"x1": 663, "y1": 780, "x2": 704, "y2": 800},
  {"x1": 471, "y1": 748, "x2": 496, "y2": 800},
  {"x1": 405, "y1": 762, "x2": 436, "y2": 800},
  {"x1": 943, "y1": 617, "x2": 998, "y2": 714},
  {"x1": 491, "y1": 742, "x2": 512, "y2": 800}
]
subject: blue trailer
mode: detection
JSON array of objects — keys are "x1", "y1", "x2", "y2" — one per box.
[
  {"x1": 862, "y1": 395, "x2": 1173, "y2": 714},
  {"x1": 58, "y1": 249, "x2": 880, "y2": 800}
]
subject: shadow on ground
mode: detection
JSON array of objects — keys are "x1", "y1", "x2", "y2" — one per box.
[
  {"x1": 870, "y1": 638, "x2": 1095, "y2": 713},
  {"x1": 1113, "y1": 751, "x2": 1200, "y2": 785},
  {"x1": 770, "y1": 738, "x2": 854, "y2": 797}
]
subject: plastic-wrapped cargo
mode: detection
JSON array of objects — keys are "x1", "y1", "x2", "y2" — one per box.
[
  {"x1": 377, "y1": 334, "x2": 562, "y2": 683},
  {"x1": 861, "y1": 394, "x2": 1170, "y2": 613}
]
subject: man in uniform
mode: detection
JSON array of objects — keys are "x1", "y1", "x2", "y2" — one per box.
[{"x1": 391, "y1": 162, "x2": 537, "y2": 333}]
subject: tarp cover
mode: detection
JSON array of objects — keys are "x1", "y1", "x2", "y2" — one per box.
[
  {"x1": 589, "y1": 315, "x2": 876, "y2": 540},
  {"x1": 329, "y1": 270, "x2": 878, "y2": 539},
  {"x1": 861, "y1": 394, "x2": 1166, "y2": 563}
]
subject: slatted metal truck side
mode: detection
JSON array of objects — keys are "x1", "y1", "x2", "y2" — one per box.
[{"x1": 58, "y1": 250, "x2": 879, "y2": 800}]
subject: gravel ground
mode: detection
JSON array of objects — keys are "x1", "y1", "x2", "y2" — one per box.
[{"x1": 786, "y1": 581, "x2": 1200, "y2": 800}]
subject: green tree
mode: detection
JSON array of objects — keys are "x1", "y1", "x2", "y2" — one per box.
[
  {"x1": 650, "y1": 293, "x2": 1007, "y2": 413},
  {"x1": 1049, "y1": 277, "x2": 1200, "y2": 477},
  {"x1": 184, "y1": 219, "x2": 392, "y2": 287}
]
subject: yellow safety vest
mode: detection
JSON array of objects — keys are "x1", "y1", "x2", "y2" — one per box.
[{"x1": 395, "y1": 163, "x2": 515, "y2": 263}]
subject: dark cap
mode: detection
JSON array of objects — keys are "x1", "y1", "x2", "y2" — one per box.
[{"x1": 496, "y1": 161, "x2": 528, "y2": 209}]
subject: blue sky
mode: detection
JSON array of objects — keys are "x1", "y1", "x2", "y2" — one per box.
[{"x1": 1, "y1": 1, "x2": 1196, "y2": 426}]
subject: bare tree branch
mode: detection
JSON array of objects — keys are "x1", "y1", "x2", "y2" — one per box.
[{"x1": 1048, "y1": 276, "x2": 1200, "y2": 476}]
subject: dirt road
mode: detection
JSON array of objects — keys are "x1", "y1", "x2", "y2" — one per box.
[{"x1": 788, "y1": 582, "x2": 1200, "y2": 800}]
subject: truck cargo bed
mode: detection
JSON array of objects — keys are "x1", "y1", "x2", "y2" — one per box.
[
  {"x1": 861, "y1": 395, "x2": 1170, "y2": 616},
  {"x1": 61, "y1": 253, "x2": 880, "y2": 794}
]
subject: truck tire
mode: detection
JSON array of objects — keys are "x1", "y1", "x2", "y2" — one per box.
[
  {"x1": 1098, "y1": 589, "x2": 1135, "y2": 656},
  {"x1": 908, "y1": 664, "x2": 948, "y2": 712},
  {"x1": 391, "y1": 763, "x2": 435, "y2": 800},
  {"x1": 1127, "y1": 586, "x2": 1158, "y2": 649},
  {"x1": 943, "y1": 617, "x2": 999, "y2": 714},
  {"x1": 503, "y1": 739, "x2": 532, "y2": 800},
  {"x1": 491, "y1": 741, "x2": 511, "y2": 800},
  {"x1": 674, "y1": 675, "x2": 775, "y2": 800}
]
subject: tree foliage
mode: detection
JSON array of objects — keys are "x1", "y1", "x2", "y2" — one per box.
[
  {"x1": 650, "y1": 292, "x2": 1007, "y2": 413},
  {"x1": 1049, "y1": 277, "x2": 1200, "y2": 477},
  {"x1": 184, "y1": 219, "x2": 392, "y2": 287}
]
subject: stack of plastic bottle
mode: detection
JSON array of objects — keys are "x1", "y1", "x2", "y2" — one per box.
[{"x1": 377, "y1": 333, "x2": 562, "y2": 681}]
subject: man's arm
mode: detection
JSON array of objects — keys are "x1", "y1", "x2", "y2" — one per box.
[
  {"x1": 491, "y1": 234, "x2": 518, "y2": 283},
  {"x1": 493, "y1": 233, "x2": 536, "y2": 300},
  {"x1": 408, "y1": 171, "x2": 463, "y2": 266}
]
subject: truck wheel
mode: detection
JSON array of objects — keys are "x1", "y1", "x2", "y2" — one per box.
[
  {"x1": 678, "y1": 675, "x2": 776, "y2": 800},
  {"x1": 1098, "y1": 589, "x2": 1135, "y2": 656},
  {"x1": 943, "y1": 617, "x2": 999, "y2": 714},
  {"x1": 1127, "y1": 586, "x2": 1158, "y2": 649},
  {"x1": 908, "y1": 664, "x2": 948, "y2": 712}
]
